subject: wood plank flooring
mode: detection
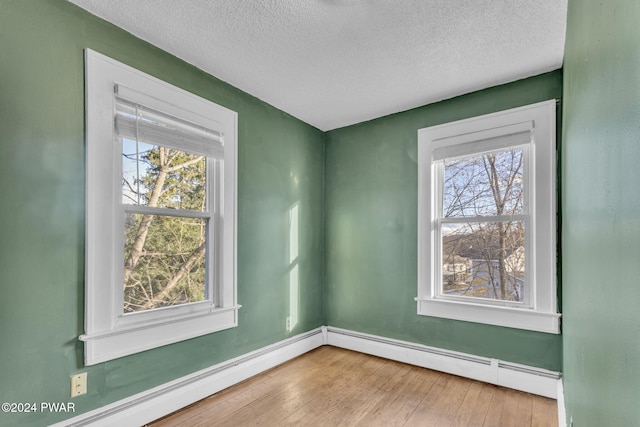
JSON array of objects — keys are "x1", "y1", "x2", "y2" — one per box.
[{"x1": 149, "y1": 346, "x2": 557, "y2": 427}]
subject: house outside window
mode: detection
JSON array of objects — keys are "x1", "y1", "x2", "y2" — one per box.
[{"x1": 416, "y1": 101, "x2": 560, "y2": 333}]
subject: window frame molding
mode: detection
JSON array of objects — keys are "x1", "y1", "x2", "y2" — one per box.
[
  {"x1": 416, "y1": 100, "x2": 560, "y2": 334},
  {"x1": 81, "y1": 49, "x2": 239, "y2": 365}
]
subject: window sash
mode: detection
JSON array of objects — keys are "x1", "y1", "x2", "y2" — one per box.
[
  {"x1": 123, "y1": 204, "x2": 212, "y2": 218},
  {"x1": 434, "y1": 144, "x2": 530, "y2": 219},
  {"x1": 434, "y1": 217, "x2": 531, "y2": 308},
  {"x1": 433, "y1": 141, "x2": 532, "y2": 308},
  {"x1": 115, "y1": 103, "x2": 221, "y2": 316},
  {"x1": 438, "y1": 214, "x2": 529, "y2": 223}
]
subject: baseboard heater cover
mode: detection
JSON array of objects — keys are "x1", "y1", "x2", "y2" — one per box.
[{"x1": 326, "y1": 326, "x2": 560, "y2": 398}]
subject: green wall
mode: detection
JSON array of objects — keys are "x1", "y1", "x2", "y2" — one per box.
[
  {"x1": 0, "y1": 1, "x2": 324, "y2": 426},
  {"x1": 562, "y1": 0, "x2": 640, "y2": 425},
  {"x1": 325, "y1": 71, "x2": 563, "y2": 371},
  {"x1": 0, "y1": 1, "x2": 575, "y2": 426}
]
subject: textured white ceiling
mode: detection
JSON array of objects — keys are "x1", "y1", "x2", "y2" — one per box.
[{"x1": 68, "y1": 0, "x2": 567, "y2": 131}]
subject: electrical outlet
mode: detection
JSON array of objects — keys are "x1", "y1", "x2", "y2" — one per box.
[
  {"x1": 71, "y1": 373, "x2": 87, "y2": 398},
  {"x1": 285, "y1": 317, "x2": 291, "y2": 331}
]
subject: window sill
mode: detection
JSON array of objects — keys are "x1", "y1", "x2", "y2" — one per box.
[
  {"x1": 415, "y1": 298, "x2": 560, "y2": 334},
  {"x1": 80, "y1": 305, "x2": 241, "y2": 365}
]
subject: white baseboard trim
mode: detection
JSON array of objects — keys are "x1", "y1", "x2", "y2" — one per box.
[
  {"x1": 326, "y1": 326, "x2": 561, "y2": 399},
  {"x1": 557, "y1": 378, "x2": 567, "y2": 427},
  {"x1": 50, "y1": 328, "x2": 325, "y2": 427},
  {"x1": 52, "y1": 325, "x2": 561, "y2": 426}
]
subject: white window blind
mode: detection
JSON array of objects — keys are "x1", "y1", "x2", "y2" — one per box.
[
  {"x1": 432, "y1": 130, "x2": 532, "y2": 161},
  {"x1": 114, "y1": 90, "x2": 224, "y2": 158}
]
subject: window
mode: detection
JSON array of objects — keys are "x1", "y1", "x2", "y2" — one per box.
[
  {"x1": 81, "y1": 50, "x2": 239, "y2": 365},
  {"x1": 417, "y1": 101, "x2": 559, "y2": 333}
]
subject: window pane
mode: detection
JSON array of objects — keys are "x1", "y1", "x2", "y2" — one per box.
[
  {"x1": 442, "y1": 220, "x2": 525, "y2": 302},
  {"x1": 122, "y1": 140, "x2": 207, "y2": 211},
  {"x1": 124, "y1": 212, "x2": 208, "y2": 313},
  {"x1": 443, "y1": 148, "x2": 524, "y2": 217}
]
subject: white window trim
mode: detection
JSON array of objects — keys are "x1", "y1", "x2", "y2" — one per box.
[
  {"x1": 81, "y1": 49, "x2": 239, "y2": 365},
  {"x1": 416, "y1": 100, "x2": 560, "y2": 334}
]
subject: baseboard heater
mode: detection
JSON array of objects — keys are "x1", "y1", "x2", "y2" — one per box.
[{"x1": 326, "y1": 326, "x2": 560, "y2": 398}]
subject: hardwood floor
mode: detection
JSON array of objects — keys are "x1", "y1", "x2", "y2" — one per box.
[{"x1": 149, "y1": 346, "x2": 557, "y2": 427}]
